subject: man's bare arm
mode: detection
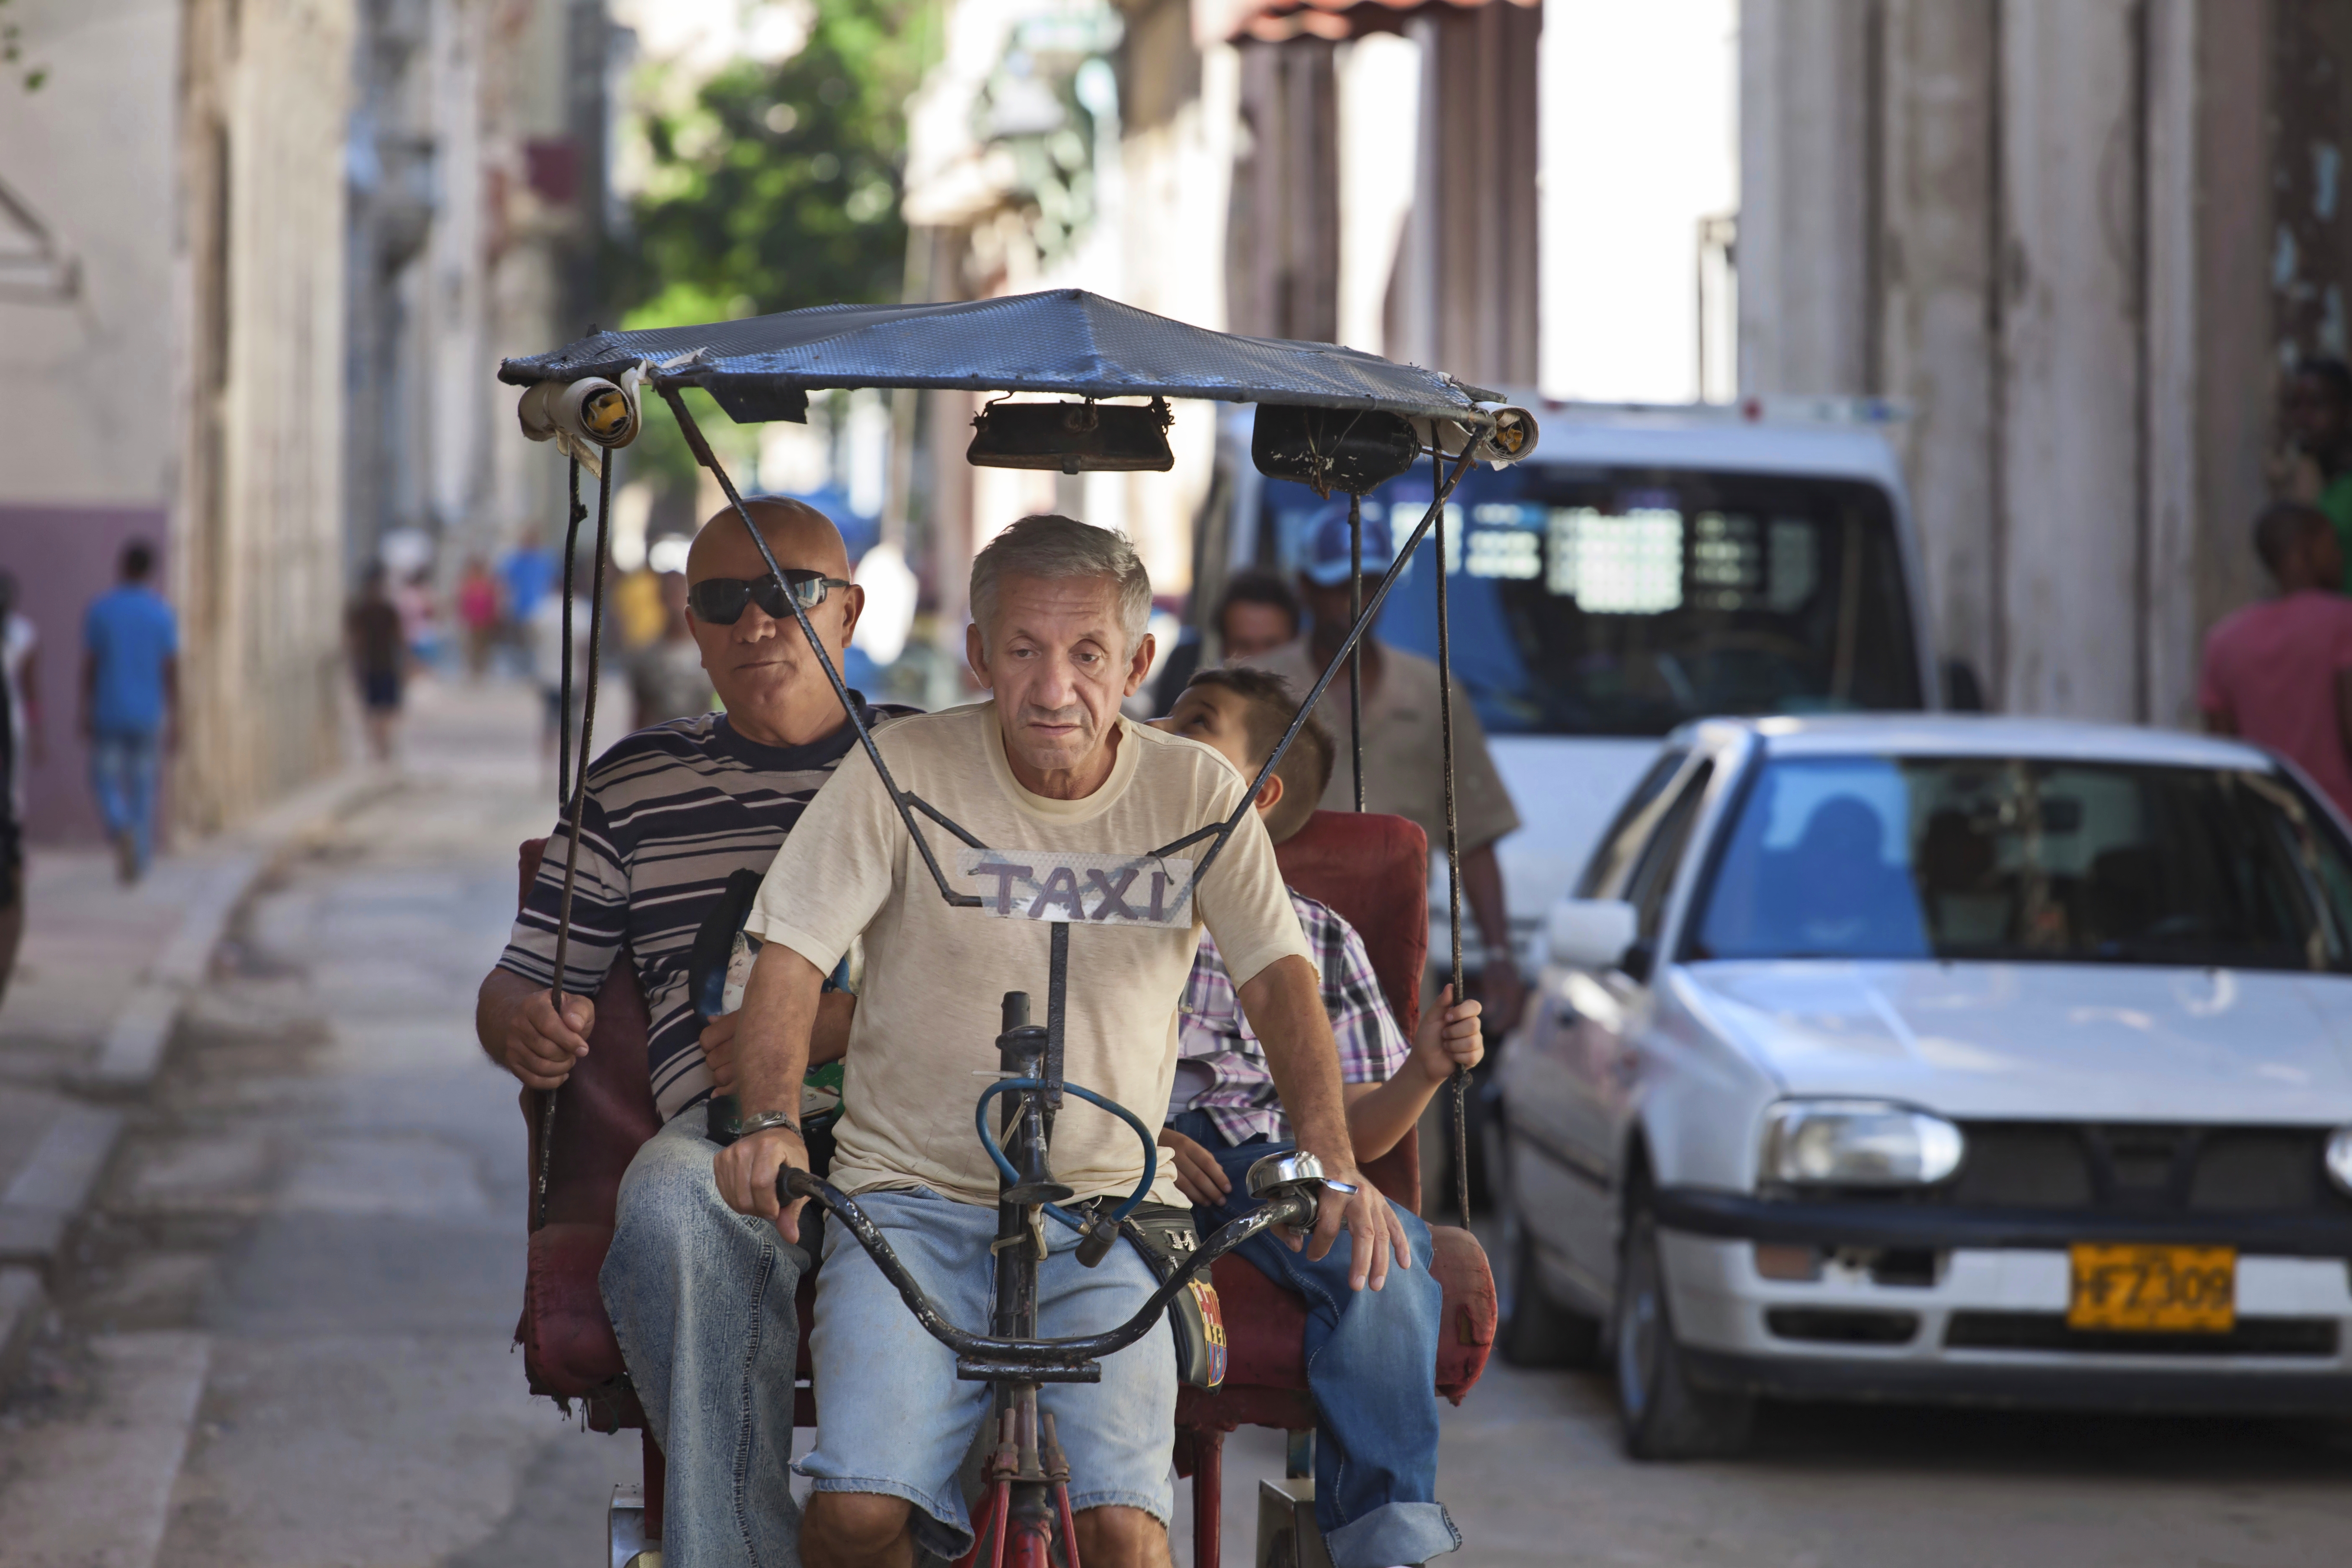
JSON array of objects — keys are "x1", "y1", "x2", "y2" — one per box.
[
  {"x1": 1237, "y1": 954, "x2": 1411, "y2": 1289},
  {"x1": 702, "y1": 987, "x2": 853, "y2": 1091},
  {"x1": 476, "y1": 966, "x2": 592, "y2": 1090},
  {"x1": 711, "y1": 942, "x2": 824, "y2": 1239}
]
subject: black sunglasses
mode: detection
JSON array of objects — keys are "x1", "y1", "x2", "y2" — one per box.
[{"x1": 687, "y1": 571, "x2": 853, "y2": 624}]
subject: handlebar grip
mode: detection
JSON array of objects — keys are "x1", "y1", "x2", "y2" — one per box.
[{"x1": 1261, "y1": 1189, "x2": 1318, "y2": 1232}]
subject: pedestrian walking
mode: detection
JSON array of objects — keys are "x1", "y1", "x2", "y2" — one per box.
[
  {"x1": 628, "y1": 570, "x2": 712, "y2": 728},
  {"x1": 0, "y1": 570, "x2": 45, "y2": 815},
  {"x1": 347, "y1": 565, "x2": 407, "y2": 763},
  {"x1": 81, "y1": 540, "x2": 177, "y2": 884},
  {"x1": 456, "y1": 556, "x2": 500, "y2": 679},
  {"x1": 2200, "y1": 502, "x2": 2352, "y2": 819}
]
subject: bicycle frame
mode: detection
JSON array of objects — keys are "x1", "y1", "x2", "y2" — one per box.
[{"x1": 775, "y1": 980, "x2": 1318, "y2": 1568}]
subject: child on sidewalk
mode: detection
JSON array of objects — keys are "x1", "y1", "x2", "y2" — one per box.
[{"x1": 1153, "y1": 666, "x2": 1482, "y2": 1568}]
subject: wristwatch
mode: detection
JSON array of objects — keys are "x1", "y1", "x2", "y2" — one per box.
[{"x1": 739, "y1": 1110, "x2": 802, "y2": 1138}]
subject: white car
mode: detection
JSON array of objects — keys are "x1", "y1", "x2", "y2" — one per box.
[{"x1": 1497, "y1": 714, "x2": 2352, "y2": 1458}]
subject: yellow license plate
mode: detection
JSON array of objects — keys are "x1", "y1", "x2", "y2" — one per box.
[{"x1": 2067, "y1": 1243, "x2": 2235, "y2": 1332}]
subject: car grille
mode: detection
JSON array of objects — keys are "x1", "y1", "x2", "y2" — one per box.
[
  {"x1": 1938, "y1": 1124, "x2": 2352, "y2": 1216},
  {"x1": 1945, "y1": 1312, "x2": 2339, "y2": 1358}
]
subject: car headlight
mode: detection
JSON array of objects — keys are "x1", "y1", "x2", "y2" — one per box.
[
  {"x1": 2327, "y1": 1129, "x2": 2352, "y2": 1196},
  {"x1": 1760, "y1": 1101, "x2": 1965, "y2": 1188}
]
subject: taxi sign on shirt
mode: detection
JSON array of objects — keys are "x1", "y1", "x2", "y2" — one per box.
[{"x1": 955, "y1": 848, "x2": 1198, "y2": 928}]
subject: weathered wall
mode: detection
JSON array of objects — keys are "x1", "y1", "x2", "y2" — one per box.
[
  {"x1": 1740, "y1": 0, "x2": 2283, "y2": 729},
  {"x1": 176, "y1": 0, "x2": 356, "y2": 834},
  {"x1": 0, "y1": 0, "x2": 184, "y2": 840}
]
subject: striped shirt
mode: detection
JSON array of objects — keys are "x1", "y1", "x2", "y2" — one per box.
[
  {"x1": 497, "y1": 704, "x2": 910, "y2": 1121},
  {"x1": 1174, "y1": 888, "x2": 1408, "y2": 1145}
]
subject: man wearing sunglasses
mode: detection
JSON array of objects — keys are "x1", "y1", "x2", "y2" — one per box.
[{"x1": 477, "y1": 496, "x2": 906, "y2": 1567}]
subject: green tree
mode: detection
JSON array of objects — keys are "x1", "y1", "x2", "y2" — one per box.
[
  {"x1": 618, "y1": 0, "x2": 934, "y2": 331},
  {"x1": 613, "y1": 0, "x2": 937, "y2": 506}
]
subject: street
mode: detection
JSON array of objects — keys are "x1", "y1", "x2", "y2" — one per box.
[{"x1": 4, "y1": 684, "x2": 2352, "y2": 1568}]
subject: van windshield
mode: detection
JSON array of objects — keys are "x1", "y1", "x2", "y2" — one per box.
[{"x1": 1259, "y1": 462, "x2": 1924, "y2": 737}]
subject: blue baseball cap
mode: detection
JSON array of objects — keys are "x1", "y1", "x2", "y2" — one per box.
[{"x1": 1298, "y1": 504, "x2": 1393, "y2": 586}]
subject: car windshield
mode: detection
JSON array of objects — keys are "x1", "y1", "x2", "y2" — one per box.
[
  {"x1": 1690, "y1": 755, "x2": 2352, "y2": 971},
  {"x1": 1259, "y1": 460, "x2": 1925, "y2": 736}
]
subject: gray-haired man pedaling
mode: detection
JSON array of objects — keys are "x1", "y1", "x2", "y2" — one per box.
[{"x1": 715, "y1": 515, "x2": 1412, "y2": 1568}]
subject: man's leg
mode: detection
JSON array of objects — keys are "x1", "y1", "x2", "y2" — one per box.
[
  {"x1": 1184, "y1": 1124, "x2": 1458, "y2": 1568},
  {"x1": 1035, "y1": 1216, "x2": 1177, "y2": 1568},
  {"x1": 122, "y1": 730, "x2": 159, "y2": 875},
  {"x1": 90, "y1": 734, "x2": 132, "y2": 876},
  {"x1": 798, "y1": 1189, "x2": 997, "y2": 1568},
  {"x1": 602, "y1": 1114, "x2": 808, "y2": 1568}
]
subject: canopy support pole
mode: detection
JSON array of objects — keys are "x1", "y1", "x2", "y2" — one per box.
[
  {"x1": 1348, "y1": 493, "x2": 1364, "y2": 813},
  {"x1": 538, "y1": 453, "x2": 614, "y2": 1229},
  {"x1": 1434, "y1": 455, "x2": 1470, "y2": 1229},
  {"x1": 555, "y1": 459, "x2": 586, "y2": 806},
  {"x1": 658, "y1": 382, "x2": 980, "y2": 908},
  {"x1": 1154, "y1": 443, "x2": 1479, "y2": 894}
]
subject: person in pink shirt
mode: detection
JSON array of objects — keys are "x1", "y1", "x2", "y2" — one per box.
[{"x1": 2200, "y1": 501, "x2": 2352, "y2": 816}]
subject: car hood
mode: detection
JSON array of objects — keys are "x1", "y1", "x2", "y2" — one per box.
[{"x1": 1680, "y1": 960, "x2": 2352, "y2": 1122}]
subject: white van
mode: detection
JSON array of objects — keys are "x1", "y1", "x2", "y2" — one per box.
[{"x1": 1202, "y1": 396, "x2": 1955, "y2": 980}]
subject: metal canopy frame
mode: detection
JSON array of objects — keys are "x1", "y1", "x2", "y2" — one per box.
[{"x1": 517, "y1": 290, "x2": 1496, "y2": 1236}]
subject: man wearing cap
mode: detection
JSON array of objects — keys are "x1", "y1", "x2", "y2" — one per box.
[{"x1": 1246, "y1": 505, "x2": 1526, "y2": 1035}]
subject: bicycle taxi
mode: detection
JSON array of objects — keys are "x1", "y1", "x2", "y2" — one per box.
[{"x1": 493, "y1": 291, "x2": 1536, "y2": 1568}]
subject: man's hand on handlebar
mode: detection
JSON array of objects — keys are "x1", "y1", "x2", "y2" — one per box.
[
  {"x1": 1288, "y1": 1162, "x2": 1410, "y2": 1291},
  {"x1": 714, "y1": 1124, "x2": 812, "y2": 1243},
  {"x1": 500, "y1": 988, "x2": 593, "y2": 1090}
]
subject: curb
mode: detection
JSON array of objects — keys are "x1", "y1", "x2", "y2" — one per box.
[
  {"x1": 0, "y1": 1104, "x2": 124, "y2": 1267},
  {"x1": 0, "y1": 765, "x2": 379, "y2": 1280}
]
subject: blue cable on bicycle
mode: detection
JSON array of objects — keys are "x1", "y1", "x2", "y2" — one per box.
[{"x1": 974, "y1": 1079, "x2": 1159, "y2": 1233}]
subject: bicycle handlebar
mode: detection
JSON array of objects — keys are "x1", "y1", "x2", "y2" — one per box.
[{"x1": 778, "y1": 1166, "x2": 1316, "y2": 1373}]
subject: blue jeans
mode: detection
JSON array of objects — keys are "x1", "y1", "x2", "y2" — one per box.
[
  {"x1": 799, "y1": 1187, "x2": 1175, "y2": 1562},
  {"x1": 1168, "y1": 1111, "x2": 1460, "y2": 1568},
  {"x1": 602, "y1": 1113, "x2": 807, "y2": 1568},
  {"x1": 90, "y1": 729, "x2": 160, "y2": 872}
]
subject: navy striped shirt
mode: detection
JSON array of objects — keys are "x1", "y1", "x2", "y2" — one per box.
[{"x1": 497, "y1": 704, "x2": 911, "y2": 1120}]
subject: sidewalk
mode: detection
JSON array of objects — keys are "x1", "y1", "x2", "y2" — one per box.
[{"x1": 0, "y1": 764, "x2": 383, "y2": 1381}]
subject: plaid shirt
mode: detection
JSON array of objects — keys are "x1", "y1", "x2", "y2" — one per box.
[{"x1": 1175, "y1": 887, "x2": 1410, "y2": 1145}]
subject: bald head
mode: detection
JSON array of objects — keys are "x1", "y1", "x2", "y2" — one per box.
[
  {"x1": 682, "y1": 496, "x2": 865, "y2": 748},
  {"x1": 687, "y1": 497, "x2": 851, "y2": 586}
]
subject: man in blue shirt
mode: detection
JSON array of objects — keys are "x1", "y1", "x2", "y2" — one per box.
[{"x1": 82, "y1": 541, "x2": 178, "y2": 883}]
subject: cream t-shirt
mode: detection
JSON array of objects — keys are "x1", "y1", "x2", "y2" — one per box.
[{"x1": 746, "y1": 701, "x2": 1312, "y2": 1208}]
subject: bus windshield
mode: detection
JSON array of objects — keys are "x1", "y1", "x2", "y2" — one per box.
[{"x1": 1258, "y1": 461, "x2": 1925, "y2": 737}]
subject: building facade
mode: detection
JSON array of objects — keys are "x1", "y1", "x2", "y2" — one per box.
[{"x1": 1738, "y1": 0, "x2": 2342, "y2": 729}]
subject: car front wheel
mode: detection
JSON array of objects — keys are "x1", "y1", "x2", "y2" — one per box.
[{"x1": 1615, "y1": 1187, "x2": 1755, "y2": 1459}]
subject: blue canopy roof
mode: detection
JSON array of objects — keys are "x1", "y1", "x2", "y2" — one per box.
[{"x1": 498, "y1": 288, "x2": 1497, "y2": 426}]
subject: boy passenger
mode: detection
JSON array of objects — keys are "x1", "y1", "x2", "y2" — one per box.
[
  {"x1": 715, "y1": 515, "x2": 1408, "y2": 1568},
  {"x1": 1156, "y1": 668, "x2": 1476, "y2": 1568},
  {"x1": 477, "y1": 499, "x2": 904, "y2": 1566}
]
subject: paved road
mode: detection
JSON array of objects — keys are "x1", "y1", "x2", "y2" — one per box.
[{"x1": 5, "y1": 680, "x2": 2352, "y2": 1567}]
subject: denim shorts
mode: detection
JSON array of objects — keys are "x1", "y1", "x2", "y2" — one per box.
[{"x1": 797, "y1": 1187, "x2": 1176, "y2": 1559}]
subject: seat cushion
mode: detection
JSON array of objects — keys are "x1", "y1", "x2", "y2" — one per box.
[
  {"x1": 1176, "y1": 1223, "x2": 1497, "y2": 1435},
  {"x1": 523, "y1": 1222, "x2": 627, "y2": 1398}
]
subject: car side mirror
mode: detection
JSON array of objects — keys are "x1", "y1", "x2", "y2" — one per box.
[{"x1": 1547, "y1": 899, "x2": 1640, "y2": 972}]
